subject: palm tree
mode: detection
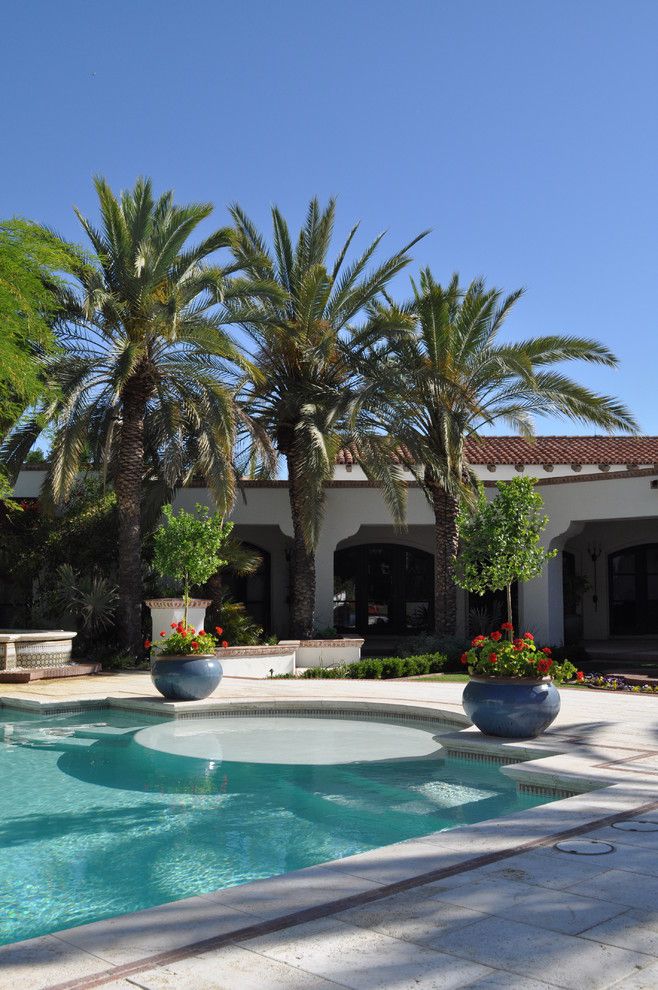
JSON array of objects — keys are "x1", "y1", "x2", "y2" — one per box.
[
  {"x1": 376, "y1": 270, "x2": 638, "y2": 637},
  {"x1": 228, "y1": 198, "x2": 427, "y2": 638},
  {"x1": 2, "y1": 177, "x2": 266, "y2": 656}
]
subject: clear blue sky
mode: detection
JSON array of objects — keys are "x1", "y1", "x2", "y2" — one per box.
[{"x1": 2, "y1": 0, "x2": 656, "y2": 434}]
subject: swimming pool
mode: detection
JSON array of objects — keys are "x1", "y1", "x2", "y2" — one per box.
[{"x1": 0, "y1": 706, "x2": 550, "y2": 946}]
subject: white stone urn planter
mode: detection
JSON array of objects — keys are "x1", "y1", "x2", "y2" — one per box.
[
  {"x1": 145, "y1": 599, "x2": 211, "y2": 640},
  {"x1": 279, "y1": 637, "x2": 364, "y2": 669}
]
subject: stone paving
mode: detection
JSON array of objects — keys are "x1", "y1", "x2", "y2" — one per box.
[{"x1": 1, "y1": 674, "x2": 658, "y2": 989}]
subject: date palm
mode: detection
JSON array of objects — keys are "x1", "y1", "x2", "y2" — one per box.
[
  {"x1": 2, "y1": 177, "x2": 266, "y2": 656},
  {"x1": 228, "y1": 198, "x2": 426, "y2": 638},
  {"x1": 377, "y1": 270, "x2": 637, "y2": 636}
]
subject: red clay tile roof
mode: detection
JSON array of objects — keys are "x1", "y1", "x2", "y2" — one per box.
[{"x1": 336, "y1": 437, "x2": 658, "y2": 467}]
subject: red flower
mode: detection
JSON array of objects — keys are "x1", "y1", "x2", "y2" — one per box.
[
  {"x1": 460, "y1": 652, "x2": 469, "y2": 665},
  {"x1": 160, "y1": 631, "x2": 166, "y2": 637},
  {"x1": 489, "y1": 652, "x2": 498, "y2": 663},
  {"x1": 576, "y1": 670, "x2": 585, "y2": 681},
  {"x1": 198, "y1": 630, "x2": 205, "y2": 636},
  {"x1": 542, "y1": 647, "x2": 552, "y2": 656},
  {"x1": 215, "y1": 626, "x2": 223, "y2": 636},
  {"x1": 170, "y1": 622, "x2": 177, "y2": 629},
  {"x1": 144, "y1": 639, "x2": 152, "y2": 649},
  {"x1": 513, "y1": 643, "x2": 524, "y2": 652},
  {"x1": 191, "y1": 641, "x2": 199, "y2": 650},
  {"x1": 501, "y1": 622, "x2": 514, "y2": 631},
  {"x1": 471, "y1": 635, "x2": 485, "y2": 647},
  {"x1": 523, "y1": 632, "x2": 534, "y2": 640},
  {"x1": 221, "y1": 640, "x2": 229, "y2": 648},
  {"x1": 490, "y1": 631, "x2": 502, "y2": 641},
  {"x1": 537, "y1": 658, "x2": 553, "y2": 674}
]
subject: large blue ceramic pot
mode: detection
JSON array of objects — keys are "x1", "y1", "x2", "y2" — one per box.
[
  {"x1": 462, "y1": 676, "x2": 560, "y2": 738},
  {"x1": 151, "y1": 654, "x2": 223, "y2": 701}
]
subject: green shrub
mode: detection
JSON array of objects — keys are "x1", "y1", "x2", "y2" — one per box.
[
  {"x1": 396, "y1": 634, "x2": 467, "y2": 669},
  {"x1": 301, "y1": 652, "x2": 447, "y2": 680}
]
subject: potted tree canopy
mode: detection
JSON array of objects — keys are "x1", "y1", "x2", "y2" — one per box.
[
  {"x1": 146, "y1": 504, "x2": 232, "y2": 701},
  {"x1": 454, "y1": 478, "x2": 580, "y2": 738}
]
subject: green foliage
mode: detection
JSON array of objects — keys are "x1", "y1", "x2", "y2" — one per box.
[
  {"x1": 211, "y1": 596, "x2": 264, "y2": 646},
  {"x1": 455, "y1": 477, "x2": 556, "y2": 620},
  {"x1": 301, "y1": 652, "x2": 447, "y2": 680},
  {"x1": 463, "y1": 628, "x2": 580, "y2": 683},
  {"x1": 153, "y1": 504, "x2": 232, "y2": 619},
  {"x1": 0, "y1": 219, "x2": 80, "y2": 438},
  {"x1": 312, "y1": 626, "x2": 339, "y2": 639},
  {"x1": 396, "y1": 634, "x2": 466, "y2": 664},
  {"x1": 229, "y1": 198, "x2": 427, "y2": 553},
  {"x1": 51, "y1": 564, "x2": 118, "y2": 633},
  {"x1": 151, "y1": 621, "x2": 219, "y2": 656}
]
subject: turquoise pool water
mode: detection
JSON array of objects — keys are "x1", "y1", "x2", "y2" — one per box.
[{"x1": 0, "y1": 707, "x2": 549, "y2": 946}]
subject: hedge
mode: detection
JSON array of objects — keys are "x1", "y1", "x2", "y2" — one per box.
[{"x1": 301, "y1": 652, "x2": 448, "y2": 680}]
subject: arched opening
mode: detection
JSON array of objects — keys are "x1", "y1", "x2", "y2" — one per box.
[
  {"x1": 222, "y1": 543, "x2": 271, "y2": 633},
  {"x1": 609, "y1": 544, "x2": 658, "y2": 635},
  {"x1": 333, "y1": 544, "x2": 433, "y2": 636}
]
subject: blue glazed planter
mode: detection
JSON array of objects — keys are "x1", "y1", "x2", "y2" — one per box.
[
  {"x1": 462, "y1": 676, "x2": 561, "y2": 738},
  {"x1": 151, "y1": 654, "x2": 223, "y2": 701}
]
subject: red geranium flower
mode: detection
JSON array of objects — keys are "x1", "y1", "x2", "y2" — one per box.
[
  {"x1": 144, "y1": 639, "x2": 152, "y2": 649},
  {"x1": 215, "y1": 626, "x2": 223, "y2": 635},
  {"x1": 513, "y1": 643, "x2": 524, "y2": 652},
  {"x1": 221, "y1": 640, "x2": 229, "y2": 648},
  {"x1": 471, "y1": 635, "x2": 485, "y2": 647},
  {"x1": 501, "y1": 622, "x2": 514, "y2": 631},
  {"x1": 537, "y1": 658, "x2": 553, "y2": 674},
  {"x1": 490, "y1": 631, "x2": 502, "y2": 641},
  {"x1": 460, "y1": 652, "x2": 469, "y2": 665},
  {"x1": 191, "y1": 641, "x2": 199, "y2": 650},
  {"x1": 489, "y1": 652, "x2": 498, "y2": 663},
  {"x1": 523, "y1": 632, "x2": 534, "y2": 640},
  {"x1": 160, "y1": 631, "x2": 166, "y2": 637},
  {"x1": 198, "y1": 630, "x2": 205, "y2": 636},
  {"x1": 542, "y1": 647, "x2": 552, "y2": 655},
  {"x1": 170, "y1": 622, "x2": 177, "y2": 629},
  {"x1": 576, "y1": 670, "x2": 585, "y2": 681}
]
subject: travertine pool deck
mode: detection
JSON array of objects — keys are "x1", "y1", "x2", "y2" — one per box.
[{"x1": 2, "y1": 673, "x2": 658, "y2": 990}]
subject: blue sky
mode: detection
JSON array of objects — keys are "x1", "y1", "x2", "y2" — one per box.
[{"x1": 2, "y1": 0, "x2": 656, "y2": 434}]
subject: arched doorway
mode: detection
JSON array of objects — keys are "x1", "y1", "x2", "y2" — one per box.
[
  {"x1": 222, "y1": 544, "x2": 271, "y2": 632},
  {"x1": 609, "y1": 544, "x2": 658, "y2": 635},
  {"x1": 333, "y1": 544, "x2": 433, "y2": 636}
]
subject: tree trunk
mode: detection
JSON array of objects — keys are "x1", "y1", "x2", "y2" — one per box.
[
  {"x1": 506, "y1": 583, "x2": 513, "y2": 632},
  {"x1": 287, "y1": 452, "x2": 317, "y2": 640},
  {"x1": 432, "y1": 484, "x2": 459, "y2": 637},
  {"x1": 115, "y1": 371, "x2": 150, "y2": 657}
]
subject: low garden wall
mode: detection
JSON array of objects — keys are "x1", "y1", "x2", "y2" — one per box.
[{"x1": 217, "y1": 644, "x2": 296, "y2": 678}]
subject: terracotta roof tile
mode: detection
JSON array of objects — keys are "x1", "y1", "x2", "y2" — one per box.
[{"x1": 336, "y1": 437, "x2": 658, "y2": 467}]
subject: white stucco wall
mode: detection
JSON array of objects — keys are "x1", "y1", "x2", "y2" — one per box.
[{"x1": 13, "y1": 467, "x2": 658, "y2": 644}]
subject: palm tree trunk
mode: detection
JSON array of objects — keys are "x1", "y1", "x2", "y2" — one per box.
[
  {"x1": 287, "y1": 452, "x2": 316, "y2": 640},
  {"x1": 432, "y1": 484, "x2": 459, "y2": 636},
  {"x1": 115, "y1": 374, "x2": 149, "y2": 657}
]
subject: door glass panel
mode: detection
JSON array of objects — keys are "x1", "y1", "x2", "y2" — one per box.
[
  {"x1": 612, "y1": 575, "x2": 636, "y2": 602},
  {"x1": 367, "y1": 548, "x2": 392, "y2": 630},
  {"x1": 611, "y1": 551, "x2": 636, "y2": 574}
]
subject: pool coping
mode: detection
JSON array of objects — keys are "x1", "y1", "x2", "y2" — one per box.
[{"x1": 2, "y1": 694, "x2": 658, "y2": 990}]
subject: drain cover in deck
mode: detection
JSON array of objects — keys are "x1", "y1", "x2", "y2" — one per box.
[
  {"x1": 612, "y1": 820, "x2": 658, "y2": 832},
  {"x1": 554, "y1": 839, "x2": 615, "y2": 855}
]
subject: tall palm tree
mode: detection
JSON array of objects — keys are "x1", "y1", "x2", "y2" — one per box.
[
  {"x1": 2, "y1": 177, "x2": 266, "y2": 656},
  {"x1": 228, "y1": 198, "x2": 426, "y2": 638},
  {"x1": 376, "y1": 270, "x2": 638, "y2": 637}
]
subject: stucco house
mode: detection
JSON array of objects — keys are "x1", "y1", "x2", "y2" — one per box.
[{"x1": 10, "y1": 436, "x2": 658, "y2": 650}]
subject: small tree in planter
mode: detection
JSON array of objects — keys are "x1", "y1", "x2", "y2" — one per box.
[
  {"x1": 455, "y1": 476, "x2": 556, "y2": 633},
  {"x1": 153, "y1": 504, "x2": 232, "y2": 627},
  {"x1": 453, "y1": 477, "x2": 580, "y2": 738}
]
